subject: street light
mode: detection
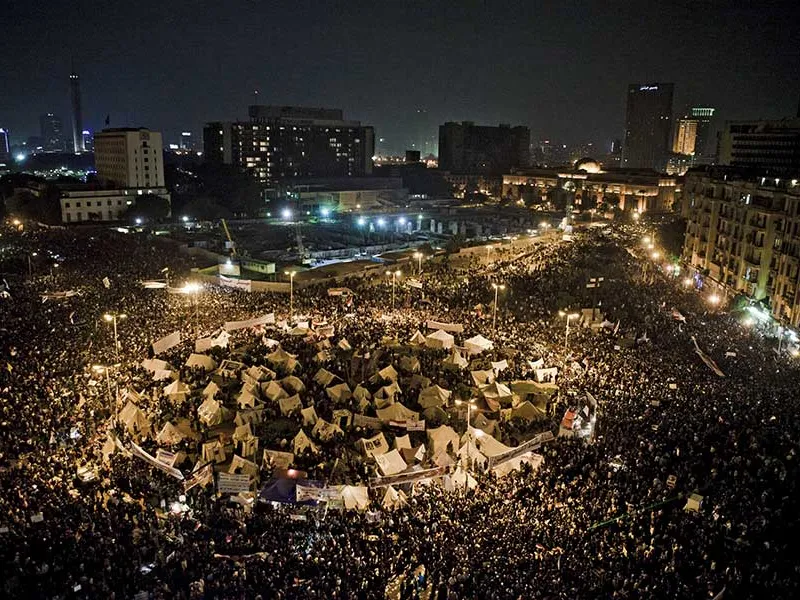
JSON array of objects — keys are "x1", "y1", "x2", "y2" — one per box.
[
  {"x1": 558, "y1": 310, "x2": 580, "y2": 352},
  {"x1": 180, "y1": 283, "x2": 201, "y2": 337},
  {"x1": 386, "y1": 269, "x2": 401, "y2": 310},
  {"x1": 413, "y1": 251, "x2": 424, "y2": 275},
  {"x1": 455, "y1": 399, "x2": 476, "y2": 438},
  {"x1": 92, "y1": 364, "x2": 118, "y2": 422},
  {"x1": 708, "y1": 293, "x2": 720, "y2": 305},
  {"x1": 284, "y1": 270, "x2": 297, "y2": 322},
  {"x1": 491, "y1": 283, "x2": 505, "y2": 337},
  {"x1": 651, "y1": 251, "x2": 660, "y2": 260},
  {"x1": 103, "y1": 313, "x2": 127, "y2": 358},
  {"x1": 683, "y1": 277, "x2": 693, "y2": 287},
  {"x1": 27, "y1": 251, "x2": 37, "y2": 278}
]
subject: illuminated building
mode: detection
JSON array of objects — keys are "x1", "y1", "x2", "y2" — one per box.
[
  {"x1": 0, "y1": 128, "x2": 9, "y2": 164},
  {"x1": 717, "y1": 119, "x2": 800, "y2": 173},
  {"x1": 690, "y1": 107, "x2": 715, "y2": 158},
  {"x1": 204, "y1": 105, "x2": 375, "y2": 185},
  {"x1": 438, "y1": 121, "x2": 530, "y2": 174},
  {"x1": 82, "y1": 130, "x2": 93, "y2": 152},
  {"x1": 673, "y1": 118, "x2": 698, "y2": 155},
  {"x1": 94, "y1": 128, "x2": 165, "y2": 188},
  {"x1": 69, "y1": 71, "x2": 85, "y2": 153},
  {"x1": 622, "y1": 83, "x2": 674, "y2": 170},
  {"x1": 682, "y1": 166, "x2": 800, "y2": 324}
]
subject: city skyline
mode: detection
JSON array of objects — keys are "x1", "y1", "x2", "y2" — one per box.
[{"x1": 1, "y1": 1, "x2": 798, "y2": 154}]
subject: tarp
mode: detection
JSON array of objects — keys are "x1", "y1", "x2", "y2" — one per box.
[
  {"x1": 163, "y1": 380, "x2": 191, "y2": 402},
  {"x1": 375, "y1": 449, "x2": 408, "y2": 476},
  {"x1": 141, "y1": 358, "x2": 172, "y2": 374},
  {"x1": 464, "y1": 334, "x2": 494, "y2": 355},
  {"x1": 426, "y1": 320, "x2": 464, "y2": 333},
  {"x1": 279, "y1": 394, "x2": 302, "y2": 416},
  {"x1": 511, "y1": 400, "x2": 548, "y2": 422},
  {"x1": 381, "y1": 486, "x2": 408, "y2": 510},
  {"x1": 425, "y1": 329, "x2": 455, "y2": 350},
  {"x1": 259, "y1": 477, "x2": 297, "y2": 503},
  {"x1": 119, "y1": 402, "x2": 151, "y2": 436},
  {"x1": 376, "y1": 403, "x2": 419, "y2": 423},
  {"x1": 152, "y1": 331, "x2": 181, "y2": 355},
  {"x1": 427, "y1": 425, "x2": 460, "y2": 456},
  {"x1": 313, "y1": 368, "x2": 338, "y2": 386},
  {"x1": 443, "y1": 349, "x2": 468, "y2": 369},
  {"x1": 195, "y1": 330, "x2": 230, "y2": 353},
  {"x1": 312, "y1": 418, "x2": 344, "y2": 441},
  {"x1": 301, "y1": 406, "x2": 318, "y2": 426},
  {"x1": 326, "y1": 382, "x2": 352, "y2": 403},
  {"x1": 418, "y1": 384, "x2": 452, "y2": 409},
  {"x1": 338, "y1": 485, "x2": 370, "y2": 511},
  {"x1": 470, "y1": 369, "x2": 495, "y2": 386},
  {"x1": 185, "y1": 353, "x2": 217, "y2": 372},
  {"x1": 224, "y1": 314, "x2": 275, "y2": 332},
  {"x1": 262, "y1": 380, "x2": 289, "y2": 402},
  {"x1": 399, "y1": 355, "x2": 421, "y2": 373},
  {"x1": 292, "y1": 429, "x2": 318, "y2": 455}
]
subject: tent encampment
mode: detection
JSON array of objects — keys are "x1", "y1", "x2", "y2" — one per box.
[
  {"x1": 163, "y1": 380, "x2": 191, "y2": 402},
  {"x1": 292, "y1": 429, "x2": 318, "y2": 455},
  {"x1": 418, "y1": 384, "x2": 452, "y2": 409},
  {"x1": 375, "y1": 449, "x2": 408, "y2": 476},
  {"x1": 425, "y1": 329, "x2": 455, "y2": 350},
  {"x1": 185, "y1": 353, "x2": 217, "y2": 372},
  {"x1": 409, "y1": 330, "x2": 427, "y2": 345},
  {"x1": 156, "y1": 422, "x2": 184, "y2": 445},
  {"x1": 119, "y1": 401, "x2": 151, "y2": 436},
  {"x1": 326, "y1": 382, "x2": 352, "y2": 403},
  {"x1": 376, "y1": 403, "x2": 419, "y2": 423},
  {"x1": 427, "y1": 425, "x2": 460, "y2": 456},
  {"x1": 464, "y1": 334, "x2": 494, "y2": 355},
  {"x1": 443, "y1": 349, "x2": 468, "y2": 370}
]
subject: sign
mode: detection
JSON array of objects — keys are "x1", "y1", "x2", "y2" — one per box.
[
  {"x1": 183, "y1": 464, "x2": 214, "y2": 492},
  {"x1": 130, "y1": 442, "x2": 184, "y2": 480},
  {"x1": 328, "y1": 287, "x2": 353, "y2": 296},
  {"x1": 486, "y1": 431, "x2": 554, "y2": 469},
  {"x1": 219, "y1": 275, "x2": 252, "y2": 292},
  {"x1": 152, "y1": 331, "x2": 181, "y2": 355},
  {"x1": 426, "y1": 320, "x2": 464, "y2": 333},
  {"x1": 360, "y1": 432, "x2": 389, "y2": 457},
  {"x1": 155, "y1": 449, "x2": 178, "y2": 467},
  {"x1": 224, "y1": 314, "x2": 275, "y2": 332},
  {"x1": 217, "y1": 472, "x2": 251, "y2": 494},
  {"x1": 369, "y1": 465, "x2": 446, "y2": 488}
]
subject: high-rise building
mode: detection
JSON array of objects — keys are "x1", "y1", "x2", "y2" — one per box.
[
  {"x1": 622, "y1": 83, "x2": 674, "y2": 170},
  {"x1": 673, "y1": 118, "x2": 698, "y2": 155},
  {"x1": 0, "y1": 128, "x2": 10, "y2": 164},
  {"x1": 40, "y1": 113, "x2": 65, "y2": 152},
  {"x1": 94, "y1": 128, "x2": 165, "y2": 188},
  {"x1": 82, "y1": 130, "x2": 93, "y2": 152},
  {"x1": 204, "y1": 105, "x2": 375, "y2": 184},
  {"x1": 690, "y1": 107, "x2": 715, "y2": 157},
  {"x1": 69, "y1": 72, "x2": 85, "y2": 153},
  {"x1": 180, "y1": 131, "x2": 193, "y2": 151},
  {"x1": 438, "y1": 121, "x2": 530, "y2": 174},
  {"x1": 717, "y1": 119, "x2": 800, "y2": 174}
]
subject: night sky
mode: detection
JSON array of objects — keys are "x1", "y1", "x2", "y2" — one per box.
[{"x1": 1, "y1": 0, "x2": 798, "y2": 154}]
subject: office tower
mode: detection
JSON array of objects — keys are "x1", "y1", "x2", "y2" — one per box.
[
  {"x1": 94, "y1": 128, "x2": 165, "y2": 187},
  {"x1": 204, "y1": 106, "x2": 375, "y2": 184},
  {"x1": 0, "y1": 128, "x2": 9, "y2": 163},
  {"x1": 82, "y1": 130, "x2": 93, "y2": 152},
  {"x1": 717, "y1": 119, "x2": 800, "y2": 173},
  {"x1": 622, "y1": 83, "x2": 674, "y2": 170},
  {"x1": 40, "y1": 113, "x2": 65, "y2": 152},
  {"x1": 438, "y1": 121, "x2": 530, "y2": 174},
  {"x1": 69, "y1": 72, "x2": 85, "y2": 153},
  {"x1": 690, "y1": 107, "x2": 715, "y2": 157},
  {"x1": 673, "y1": 118, "x2": 698, "y2": 155}
]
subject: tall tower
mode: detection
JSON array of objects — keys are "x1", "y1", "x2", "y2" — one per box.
[
  {"x1": 622, "y1": 83, "x2": 674, "y2": 171},
  {"x1": 69, "y1": 71, "x2": 85, "y2": 153}
]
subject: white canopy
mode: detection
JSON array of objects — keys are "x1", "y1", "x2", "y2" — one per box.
[
  {"x1": 409, "y1": 330, "x2": 427, "y2": 345},
  {"x1": 375, "y1": 381, "x2": 402, "y2": 401},
  {"x1": 313, "y1": 368, "x2": 338, "y2": 386},
  {"x1": 464, "y1": 334, "x2": 494, "y2": 355},
  {"x1": 382, "y1": 486, "x2": 408, "y2": 510},
  {"x1": 376, "y1": 365, "x2": 398, "y2": 382},
  {"x1": 203, "y1": 381, "x2": 221, "y2": 399},
  {"x1": 262, "y1": 380, "x2": 289, "y2": 402},
  {"x1": 119, "y1": 401, "x2": 150, "y2": 436},
  {"x1": 185, "y1": 353, "x2": 217, "y2": 372},
  {"x1": 156, "y1": 422, "x2": 184, "y2": 445},
  {"x1": 512, "y1": 400, "x2": 547, "y2": 422},
  {"x1": 480, "y1": 381, "x2": 512, "y2": 401},
  {"x1": 443, "y1": 349, "x2": 468, "y2": 369},
  {"x1": 292, "y1": 429, "x2": 318, "y2": 455},
  {"x1": 457, "y1": 439, "x2": 488, "y2": 470},
  {"x1": 470, "y1": 369, "x2": 495, "y2": 386},
  {"x1": 163, "y1": 380, "x2": 191, "y2": 402},
  {"x1": 312, "y1": 418, "x2": 344, "y2": 441},
  {"x1": 266, "y1": 348, "x2": 298, "y2": 371},
  {"x1": 339, "y1": 485, "x2": 370, "y2": 511},
  {"x1": 301, "y1": 406, "x2": 318, "y2": 426},
  {"x1": 427, "y1": 425, "x2": 460, "y2": 456},
  {"x1": 197, "y1": 397, "x2": 224, "y2": 427},
  {"x1": 425, "y1": 329, "x2": 454, "y2": 350},
  {"x1": 376, "y1": 403, "x2": 419, "y2": 423}
]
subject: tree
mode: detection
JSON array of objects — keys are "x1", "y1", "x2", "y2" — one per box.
[{"x1": 123, "y1": 194, "x2": 171, "y2": 222}]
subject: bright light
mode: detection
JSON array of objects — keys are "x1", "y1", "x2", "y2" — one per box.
[
  {"x1": 320, "y1": 207, "x2": 330, "y2": 218},
  {"x1": 539, "y1": 221, "x2": 549, "y2": 228},
  {"x1": 665, "y1": 264, "x2": 673, "y2": 273},
  {"x1": 357, "y1": 217, "x2": 366, "y2": 226},
  {"x1": 398, "y1": 217, "x2": 406, "y2": 225},
  {"x1": 651, "y1": 251, "x2": 660, "y2": 260},
  {"x1": 181, "y1": 283, "x2": 201, "y2": 294},
  {"x1": 683, "y1": 277, "x2": 693, "y2": 287},
  {"x1": 12, "y1": 219, "x2": 21, "y2": 226},
  {"x1": 282, "y1": 209, "x2": 292, "y2": 220},
  {"x1": 643, "y1": 236, "x2": 651, "y2": 244},
  {"x1": 14, "y1": 153, "x2": 25, "y2": 162},
  {"x1": 284, "y1": 270, "x2": 296, "y2": 277},
  {"x1": 633, "y1": 212, "x2": 641, "y2": 221},
  {"x1": 746, "y1": 305, "x2": 770, "y2": 322},
  {"x1": 492, "y1": 283, "x2": 506, "y2": 290},
  {"x1": 791, "y1": 348, "x2": 799, "y2": 357},
  {"x1": 135, "y1": 218, "x2": 143, "y2": 225},
  {"x1": 743, "y1": 317, "x2": 754, "y2": 327},
  {"x1": 181, "y1": 215, "x2": 188, "y2": 222},
  {"x1": 708, "y1": 294, "x2": 720, "y2": 305},
  {"x1": 377, "y1": 218, "x2": 386, "y2": 227}
]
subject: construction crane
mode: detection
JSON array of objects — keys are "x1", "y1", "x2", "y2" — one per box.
[{"x1": 221, "y1": 219, "x2": 237, "y2": 257}]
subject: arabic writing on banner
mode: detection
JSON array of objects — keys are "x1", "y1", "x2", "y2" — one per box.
[
  {"x1": 354, "y1": 414, "x2": 383, "y2": 430},
  {"x1": 486, "y1": 431, "x2": 555, "y2": 469},
  {"x1": 224, "y1": 314, "x2": 276, "y2": 332},
  {"x1": 130, "y1": 442, "x2": 184, "y2": 480},
  {"x1": 219, "y1": 275, "x2": 252, "y2": 292},
  {"x1": 217, "y1": 472, "x2": 251, "y2": 494},
  {"x1": 426, "y1": 320, "x2": 464, "y2": 333},
  {"x1": 369, "y1": 465, "x2": 446, "y2": 488},
  {"x1": 152, "y1": 331, "x2": 181, "y2": 355}
]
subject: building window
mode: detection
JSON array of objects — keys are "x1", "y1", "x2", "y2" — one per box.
[
  {"x1": 66, "y1": 213, "x2": 71, "y2": 222},
  {"x1": 76, "y1": 202, "x2": 81, "y2": 208},
  {"x1": 65, "y1": 202, "x2": 71, "y2": 208}
]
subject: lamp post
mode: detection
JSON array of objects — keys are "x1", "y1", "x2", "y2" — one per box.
[
  {"x1": 559, "y1": 310, "x2": 579, "y2": 352},
  {"x1": 413, "y1": 251, "x2": 423, "y2": 275},
  {"x1": 27, "y1": 252, "x2": 37, "y2": 278},
  {"x1": 455, "y1": 399, "x2": 476, "y2": 435},
  {"x1": 491, "y1": 283, "x2": 505, "y2": 337},
  {"x1": 103, "y1": 313, "x2": 127, "y2": 359},
  {"x1": 385, "y1": 270, "x2": 401, "y2": 310},
  {"x1": 180, "y1": 283, "x2": 201, "y2": 337},
  {"x1": 284, "y1": 270, "x2": 297, "y2": 323}
]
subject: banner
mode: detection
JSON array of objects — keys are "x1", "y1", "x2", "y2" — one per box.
[
  {"x1": 535, "y1": 367, "x2": 558, "y2": 383},
  {"x1": 406, "y1": 278, "x2": 423, "y2": 290},
  {"x1": 354, "y1": 414, "x2": 383, "y2": 430},
  {"x1": 328, "y1": 288, "x2": 353, "y2": 296},
  {"x1": 155, "y1": 449, "x2": 178, "y2": 467},
  {"x1": 486, "y1": 431, "x2": 554, "y2": 469},
  {"x1": 224, "y1": 314, "x2": 276, "y2": 332},
  {"x1": 152, "y1": 331, "x2": 181, "y2": 355},
  {"x1": 219, "y1": 275, "x2": 252, "y2": 292},
  {"x1": 130, "y1": 442, "x2": 184, "y2": 480},
  {"x1": 217, "y1": 472, "x2": 251, "y2": 494},
  {"x1": 426, "y1": 320, "x2": 464, "y2": 333},
  {"x1": 691, "y1": 336, "x2": 725, "y2": 377},
  {"x1": 359, "y1": 432, "x2": 389, "y2": 457},
  {"x1": 183, "y1": 463, "x2": 214, "y2": 492},
  {"x1": 369, "y1": 465, "x2": 446, "y2": 488},
  {"x1": 388, "y1": 419, "x2": 426, "y2": 431}
]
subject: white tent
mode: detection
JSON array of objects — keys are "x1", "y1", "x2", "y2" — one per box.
[
  {"x1": 279, "y1": 394, "x2": 302, "y2": 416},
  {"x1": 326, "y1": 382, "x2": 352, "y2": 403},
  {"x1": 409, "y1": 330, "x2": 427, "y2": 345},
  {"x1": 353, "y1": 384, "x2": 371, "y2": 401},
  {"x1": 491, "y1": 359, "x2": 508, "y2": 374},
  {"x1": 292, "y1": 429, "x2": 318, "y2": 455},
  {"x1": 313, "y1": 368, "x2": 339, "y2": 386},
  {"x1": 375, "y1": 449, "x2": 408, "y2": 476},
  {"x1": 237, "y1": 387, "x2": 259, "y2": 409},
  {"x1": 301, "y1": 406, "x2": 318, "y2": 426},
  {"x1": 418, "y1": 385, "x2": 452, "y2": 409},
  {"x1": 427, "y1": 425, "x2": 460, "y2": 456},
  {"x1": 445, "y1": 466, "x2": 478, "y2": 491},
  {"x1": 425, "y1": 329, "x2": 454, "y2": 350},
  {"x1": 511, "y1": 400, "x2": 547, "y2": 422},
  {"x1": 394, "y1": 434, "x2": 412, "y2": 450},
  {"x1": 156, "y1": 422, "x2": 184, "y2": 446},
  {"x1": 457, "y1": 439, "x2": 488, "y2": 470},
  {"x1": 464, "y1": 334, "x2": 494, "y2": 355},
  {"x1": 245, "y1": 365, "x2": 275, "y2": 383},
  {"x1": 381, "y1": 486, "x2": 408, "y2": 510},
  {"x1": 202, "y1": 439, "x2": 226, "y2": 464},
  {"x1": 357, "y1": 432, "x2": 389, "y2": 456},
  {"x1": 314, "y1": 350, "x2": 332, "y2": 363},
  {"x1": 470, "y1": 429, "x2": 512, "y2": 457},
  {"x1": 375, "y1": 381, "x2": 402, "y2": 401},
  {"x1": 262, "y1": 380, "x2": 289, "y2": 402},
  {"x1": 185, "y1": 353, "x2": 217, "y2": 372},
  {"x1": 399, "y1": 355, "x2": 421, "y2": 374},
  {"x1": 408, "y1": 374, "x2": 432, "y2": 389},
  {"x1": 229, "y1": 454, "x2": 259, "y2": 478},
  {"x1": 163, "y1": 379, "x2": 191, "y2": 403},
  {"x1": 281, "y1": 375, "x2": 306, "y2": 394},
  {"x1": 203, "y1": 381, "x2": 221, "y2": 399},
  {"x1": 312, "y1": 418, "x2": 344, "y2": 441},
  {"x1": 141, "y1": 358, "x2": 171, "y2": 373},
  {"x1": 119, "y1": 401, "x2": 151, "y2": 436},
  {"x1": 233, "y1": 423, "x2": 254, "y2": 443},
  {"x1": 480, "y1": 381, "x2": 513, "y2": 403},
  {"x1": 339, "y1": 485, "x2": 370, "y2": 511},
  {"x1": 375, "y1": 365, "x2": 398, "y2": 382},
  {"x1": 470, "y1": 369, "x2": 495, "y2": 386},
  {"x1": 197, "y1": 397, "x2": 224, "y2": 427},
  {"x1": 376, "y1": 403, "x2": 419, "y2": 423}
]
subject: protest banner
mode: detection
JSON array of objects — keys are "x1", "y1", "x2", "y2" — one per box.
[
  {"x1": 152, "y1": 331, "x2": 181, "y2": 355},
  {"x1": 219, "y1": 275, "x2": 252, "y2": 292},
  {"x1": 224, "y1": 314, "x2": 275, "y2": 332},
  {"x1": 217, "y1": 472, "x2": 251, "y2": 494},
  {"x1": 486, "y1": 431, "x2": 555, "y2": 469},
  {"x1": 369, "y1": 465, "x2": 446, "y2": 488}
]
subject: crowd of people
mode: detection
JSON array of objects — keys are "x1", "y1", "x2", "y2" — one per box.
[{"x1": 0, "y1": 219, "x2": 798, "y2": 599}]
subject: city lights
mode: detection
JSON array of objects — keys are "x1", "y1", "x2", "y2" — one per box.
[
  {"x1": 282, "y1": 208, "x2": 292, "y2": 220},
  {"x1": 357, "y1": 217, "x2": 366, "y2": 226}
]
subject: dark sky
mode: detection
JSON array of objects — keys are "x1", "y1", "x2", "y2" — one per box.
[{"x1": 1, "y1": 0, "x2": 798, "y2": 154}]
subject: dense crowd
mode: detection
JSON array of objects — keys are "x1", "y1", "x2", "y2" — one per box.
[{"x1": 0, "y1": 219, "x2": 798, "y2": 599}]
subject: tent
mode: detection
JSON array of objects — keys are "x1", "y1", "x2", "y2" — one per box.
[
  {"x1": 353, "y1": 384, "x2": 371, "y2": 401},
  {"x1": 511, "y1": 400, "x2": 548, "y2": 422},
  {"x1": 338, "y1": 485, "x2": 370, "y2": 511},
  {"x1": 326, "y1": 382, "x2": 352, "y2": 403},
  {"x1": 357, "y1": 432, "x2": 389, "y2": 457},
  {"x1": 445, "y1": 466, "x2": 478, "y2": 491},
  {"x1": 203, "y1": 381, "x2": 221, "y2": 399},
  {"x1": 470, "y1": 369, "x2": 495, "y2": 386},
  {"x1": 279, "y1": 394, "x2": 302, "y2": 416},
  {"x1": 245, "y1": 365, "x2": 275, "y2": 382},
  {"x1": 156, "y1": 422, "x2": 184, "y2": 446},
  {"x1": 281, "y1": 375, "x2": 306, "y2": 394},
  {"x1": 471, "y1": 430, "x2": 512, "y2": 458},
  {"x1": 314, "y1": 350, "x2": 332, "y2": 363},
  {"x1": 408, "y1": 374, "x2": 432, "y2": 389},
  {"x1": 427, "y1": 425, "x2": 460, "y2": 456},
  {"x1": 418, "y1": 385, "x2": 452, "y2": 409},
  {"x1": 375, "y1": 365, "x2": 398, "y2": 382},
  {"x1": 229, "y1": 454, "x2": 259, "y2": 478},
  {"x1": 292, "y1": 429, "x2": 318, "y2": 455},
  {"x1": 409, "y1": 330, "x2": 427, "y2": 345},
  {"x1": 422, "y1": 406, "x2": 448, "y2": 424},
  {"x1": 141, "y1": 358, "x2": 171, "y2": 374},
  {"x1": 375, "y1": 381, "x2": 402, "y2": 402},
  {"x1": 217, "y1": 359, "x2": 245, "y2": 379},
  {"x1": 202, "y1": 439, "x2": 227, "y2": 464},
  {"x1": 185, "y1": 353, "x2": 217, "y2": 372},
  {"x1": 313, "y1": 368, "x2": 338, "y2": 386},
  {"x1": 443, "y1": 349, "x2": 468, "y2": 370},
  {"x1": 480, "y1": 381, "x2": 513, "y2": 406},
  {"x1": 266, "y1": 348, "x2": 298, "y2": 372},
  {"x1": 301, "y1": 406, "x2": 318, "y2": 426},
  {"x1": 464, "y1": 334, "x2": 494, "y2": 355},
  {"x1": 312, "y1": 418, "x2": 344, "y2": 441},
  {"x1": 399, "y1": 355, "x2": 421, "y2": 374},
  {"x1": 394, "y1": 434, "x2": 412, "y2": 450},
  {"x1": 263, "y1": 449, "x2": 294, "y2": 470},
  {"x1": 425, "y1": 329, "x2": 454, "y2": 350},
  {"x1": 382, "y1": 486, "x2": 408, "y2": 511},
  {"x1": 491, "y1": 359, "x2": 508, "y2": 374},
  {"x1": 457, "y1": 440, "x2": 488, "y2": 470},
  {"x1": 233, "y1": 423, "x2": 254, "y2": 443},
  {"x1": 237, "y1": 387, "x2": 259, "y2": 409},
  {"x1": 262, "y1": 380, "x2": 289, "y2": 402},
  {"x1": 163, "y1": 380, "x2": 191, "y2": 403},
  {"x1": 119, "y1": 402, "x2": 151, "y2": 436},
  {"x1": 197, "y1": 397, "x2": 224, "y2": 427},
  {"x1": 337, "y1": 338, "x2": 353, "y2": 351},
  {"x1": 473, "y1": 413, "x2": 500, "y2": 437},
  {"x1": 376, "y1": 403, "x2": 419, "y2": 423},
  {"x1": 375, "y1": 449, "x2": 408, "y2": 476}
]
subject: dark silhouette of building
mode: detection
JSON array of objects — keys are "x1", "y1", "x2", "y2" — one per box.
[
  {"x1": 622, "y1": 83, "x2": 674, "y2": 171},
  {"x1": 69, "y1": 72, "x2": 85, "y2": 153},
  {"x1": 438, "y1": 121, "x2": 530, "y2": 174},
  {"x1": 40, "y1": 113, "x2": 65, "y2": 152},
  {"x1": 204, "y1": 105, "x2": 374, "y2": 185}
]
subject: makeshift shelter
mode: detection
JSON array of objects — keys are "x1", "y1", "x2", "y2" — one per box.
[
  {"x1": 185, "y1": 353, "x2": 217, "y2": 372},
  {"x1": 353, "y1": 384, "x2": 371, "y2": 401},
  {"x1": 314, "y1": 350, "x2": 332, "y2": 363},
  {"x1": 339, "y1": 485, "x2": 370, "y2": 511},
  {"x1": 312, "y1": 418, "x2": 344, "y2": 442},
  {"x1": 300, "y1": 406, "x2": 318, "y2": 426},
  {"x1": 418, "y1": 385, "x2": 452, "y2": 409},
  {"x1": 375, "y1": 449, "x2": 408, "y2": 476},
  {"x1": 399, "y1": 355, "x2": 421, "y2": 374},
  {"x1": 197, "y1": 397, "x2": 224, "y2": 427},
  {"x1": 471, "y1": 369, "x2": 495, "y2": 386},
  {"x1": 203, "y1": 381, "x2": 221, "y2": 399},
  {"x1": 292, "y1": 429, "x2": 318, "y2": 455},
  {"x1": 266, "y1": 348, "x2": 298, "y2": 372},
  {"x1": 201, "y1": 439, "x2": 226, "y2": 464},
  {"x1": 427, "y1": 425, "x2": 460, "y2": 456},
  {"x1": 480, "y1": 381, "x2": 513, "y2": 408},
  {"x1": 375, "y1": 364, "x2": 398, "y2": 383},
  {"x1": 464, "y1": 334, "x2": 494, "y2": 355},
  {"x1": 279, "y1": 394, "x2": 302, "y2": 416},
  {"x1": 245, "y1": 365, "x2": 275, "y2": 383},
  {"x1": 233, "y1": 423, "x2": 253, "y2": 443},
  {"x1": 457, "y1": 440, "x2": 488, "y2": 470},
  {"x1": 229, "y1": 454, "x2": 259, "y2": 478},
  {"x1": 262, "y1": 381, "x2": 289, "y2": 402},
  {"x1": 156, "y1": 422, "x2": 184, "y2": 446},
  {"x1": 141, "y1": 358, "x2": 171, "y2": 374},
  {"x1": 217, "y1": 359, "x2": 245, "y2": 379},
  {"x1": 511, "y1": 400, "x2": 548, "y2": 422},
  {"x1": 422, "y1": 406, "x2": 448, "y2": 424},
  {"x1": 409, "y1": 330, "x2": 427, "y2": 345},
  {"x1": 376, "y1": 403, "x2": 419, "y2": 423},
  {"x1": 119, "y1": 402, "x2": 151, "y2": 436},
  {"x1": 281, "y1": 375, "x2": 306, "y2": 394},
  {"x1": 326, "y1": 382, "x2": 352, "y2": 403},
  {"x1": 491, "y1": 360, "x2": 508, "y2": 374},
  {"x1": 425, "y1": 329, "x2": 455, "y2": 350},
  {"x1": 237, "y1": 387, "x2": 259, "y2": 409},
  {"x1": 472, "y1": 413, "x2": 500, "y2": 437},
  {"x1": 163, "y1": 380, "x2": 191, "y2": 403},
  {"x1": 382, "y1": 486, "x2": 408, "y2": 510},
  {"x1": 263, "y1": 449, "x2": 294, "y2": 470},
  {"x1": 408, "y1": 374, "x2": 432, "y2": 389},
  {"x1": 445, "y1": 466, "x2": 478, "y2": 491},
  {"x1": 443, "y1": 349, "x2": 468, "y2": 370},
  {"x1": 313, "y1": 368, "x2": 338, "y2": 387},
  {"x1": 375, "y1": 381, "x2": 402, "y2": 402},
  {"x1": 337, "y1": 338, "x2": 353, "y2": 351},
  {"x1": 394, "y1": 434, "x2": 412, "y2": 450},
  {"x1": 358, "y1": 432, "x2": 389, "y2": 456}
]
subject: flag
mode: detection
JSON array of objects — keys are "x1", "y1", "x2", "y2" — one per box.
[{"x1": 102, "y1": 277, "x2": 111, "y2": 289}]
